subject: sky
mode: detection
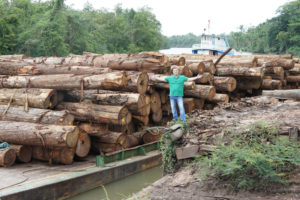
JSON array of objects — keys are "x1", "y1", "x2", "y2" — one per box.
[{"x1": 64, "y1": 0, "x2": 292, "y2": 37}]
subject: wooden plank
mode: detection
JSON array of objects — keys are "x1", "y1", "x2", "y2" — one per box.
[{"x1": 175, "y1": 145, "x2": 199, "y2": 160}]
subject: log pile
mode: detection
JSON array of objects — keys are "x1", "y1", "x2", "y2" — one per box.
[{"x1": 0, "y1": 52, "x2": 299, "y2": 167}]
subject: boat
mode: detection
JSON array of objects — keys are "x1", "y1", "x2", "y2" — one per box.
[{"x1": 192, "y1": 34, "x2": 233, "y2": 56}]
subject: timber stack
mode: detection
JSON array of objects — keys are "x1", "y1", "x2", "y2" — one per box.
[{"x1": 0, "y1": 52, "x2": 299, "y2": 167}]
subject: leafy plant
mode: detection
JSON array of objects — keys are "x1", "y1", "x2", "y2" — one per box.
[{"x1": 194, "y1": 121, "x2": 300, "y2": 192}]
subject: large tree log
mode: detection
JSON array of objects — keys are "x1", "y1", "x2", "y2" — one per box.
[
  {"x1": 108, "y1": 122, "x2": 136, "y2": 135},
  {"x1": 216, "y1": 67, "x2": 264, "y2": 77},
  {"x1": 0, "y1": 121, "x2": 79, "y2": 148},
  {"x1": 150, "y1": 91, "x2": 162, "y2": 113},
  {"x1": 217, "y1": 57, "x2": 257, "y2": 68},
  {"x1": 259, "y1": 58, "x2": 295, "y2": 69},
  {"x1": 10, "y1": 144, "x2": 32, "y2": 163},
  {"x1": 79, "y1": 123, "x2": 108, "y2": 137},
  {"x1": 195, "y1": 72, "x2": 213, "y2": 84},
  {"x1": 117, "y1": 71, "x2": 149, "y2": 94},
  {"x1": 18, "y1": 65, "x2": 112, "y2": 75},
  {"x1": 57, "y1": 102, "x2": 132, "y2": 125},
  {"x1": 0, "y1": 88, "x2": 57, "y2": 109},
  {"x1": 186, "y1": 62, "x2": 205, "y2": 75},
  {"x1": 0, "y1": 61, "x2": 31, "y2": 75},
  {"x1": 75, "y1": 132, "x2": 91, "y2": 158},
  {"x1": 289, "y1": 64, "x2": 300, "y2": 75},
  {"x1": 185, "y1": 85, "x2": 216, "y2": 100},
  {"x1": 210, "y1": 93, "x2": 229, "y2": 103},
  {"x1": 262, "y1": 79, "x2": 282, "y2": 90},
  {"x1": 0, "y1": 71, "x2": 128, "y2": 90},
  {"x1": 236, "y1": 77, "x2": 262, "y2": 90},
  {"x1": 93, "y1": 54, "x2": 128, "y2": 67},
  {"x1": 0, "y1": 54, "x2": 26, "y2": 60},
  {"x1": 262, "y1": 89, "x2": 300, "y2": 100},
  {"x1": 167, "y1": 55, "x2": 185, "y2": 66},
  {"x1": 152, "y1": 108, "x2": 162, "y2": 123},
  {"x1": 287, "y1": 75, "x2": 300, "y2": 83},
  {"x1": 32, "y1": 146, "x2": 75, "y2": 165},
  {"x1": 95, "y1": 93, "x2": 150, "y2": 116},
  {"x1": 185, "y1": 60, "x2": 216, "y2": 74},
  {"x1": 94, "y1": 131, "x2": 130, "y2": 148},
  {"x1": 0, "y1": 148, "x2": 16, "y2": 167},
  {"x1": 264, "y1": 66, "x2": 284, "y2": 76},
  {"x1": 91, "y1": 141, "x2": 122, "y2": 153},
  {"x1": 170, "y1": 65, "x2": 193, "y2": 77},
  {"x1": 0, "y1": 105, "x2": 74, "y2": 125},
  {"x1": 213, "y1": 77, "x2": 237, "y2": 92}
]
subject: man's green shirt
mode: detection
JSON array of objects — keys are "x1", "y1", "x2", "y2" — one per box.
[{"x1": 165, "y1": 75, "x2": 188, "y2": 96}]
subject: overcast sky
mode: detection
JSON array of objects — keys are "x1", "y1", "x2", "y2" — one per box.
[{"x1": 65, "y1": 0, "x2": 291, "y2": 37}]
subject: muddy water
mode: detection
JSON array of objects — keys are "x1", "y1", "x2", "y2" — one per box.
[{"x1": 69, "y1": 166, "x2": 163, "y2": 200}]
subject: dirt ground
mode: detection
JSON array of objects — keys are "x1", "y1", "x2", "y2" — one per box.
[{"x1": 129, "y1": 97, "x2": 300, "y2": 200}]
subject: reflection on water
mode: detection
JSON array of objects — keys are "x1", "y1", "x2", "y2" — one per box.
[{"x1": 69, "y1": 166, "x2": 163, "y2": 200}]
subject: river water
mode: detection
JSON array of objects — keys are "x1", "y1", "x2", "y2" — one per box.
[{"x1": 69, "y1": 165, "x2": 163, "y2": 200}]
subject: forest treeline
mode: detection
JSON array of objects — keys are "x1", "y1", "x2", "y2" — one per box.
[
  {"x1": 0, "y1": 0, "x2": 168, "y2": 56},
  {"x1": 167, "y1": 0, "x2": 300, "y2": 56},
  {"x1": 1, "y1": 0, "x2": 299, "y2": 56}
]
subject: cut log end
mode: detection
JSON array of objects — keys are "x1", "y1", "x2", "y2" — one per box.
[
  {"x1": 137, "y1": 72, "x2": 149, "y2": 94},
  {"x1": 66, "y1": 127, "x2": 80, "y2": 148},
  {"x1": 119, "y1": 106, "x2": 132, "y2": 125},
  {"x1": 11, "y1": 145, "x2": 32, "y2": 163},
  {"x1": 0, "y1": 148, "x2": 16, "y2": 167}
]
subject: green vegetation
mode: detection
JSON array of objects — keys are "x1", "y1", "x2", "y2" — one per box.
[
  {"x1": 0, "y1": 0, "x2": 167, "y2": 56},
  {"x1": 194, "y1": 121, "x2": 300, "y2": 192}
]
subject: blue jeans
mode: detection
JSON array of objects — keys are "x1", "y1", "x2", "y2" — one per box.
[{"x1": 170, "y1": 96, "x2": 186, "y2": 121}]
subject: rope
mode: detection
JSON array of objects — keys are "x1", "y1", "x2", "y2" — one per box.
[{"x1": 0, "y1": 142, "x2": 10, "y2": 151}]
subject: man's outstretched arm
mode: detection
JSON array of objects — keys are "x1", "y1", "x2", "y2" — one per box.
[
  {"x1": 187, "y1": 74, "x2": 202, "y2": 81},
  {"x1": 152, "y1": 75, "x2": 168, "y2": 82}
]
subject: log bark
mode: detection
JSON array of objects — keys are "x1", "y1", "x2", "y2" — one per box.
[
  {"x1": 57, "y1": 102, "x2": 132, "y2": 125},
  {"x1": 210, "y1": 93, "x2": 229, "y2": 103},
  {"x1": 236, "y1": 77, "x2": 262, "y2": 90},
  {"x1": 289, "y1": 64, "x2": 300, "y2": 75},
  {"x1": 216, "y1": 67, "x2": 264, "y2": 77},
  {"x1": 213, "y1": 77, "x2": 237, "y2": 92},
  {"x1": 0, "y1": 105, "x2": 74, "y2": 125},
  {"x1": 75, "y1": 132, "x2": 91, "y2": 158},
  {"x1": 0, "y1": 121, "x2": 79, "y2": 148},
  {"x1": 186, "y1": 60, "x2": 216, "y2": 74},
  {"x1": 185, "y1": 85, "x2": 216, "y2": 100},
  {"x1": 217, "y1": 57, "x2": 257, "y2": 68},
  {"x1": 264, "y1": 66, "x2": 284, "y2": 76},
  {"x1": 18, "y1": 65, "x2": 112, "y2": 75},
  {"x1": 0, "y1": 61, "x2": 32, "y2": 75},
  {"x1": 0, "y1": 71, "x2": 128, "y2": 90},
  {"x1": 93, "y1": 54, "x2": 128, "y2": 67},
  {"x1": 187, "y1": 62, "x2": 205, "y2": 75},
  {"x1": 0, "y1": 54, "x2": 26, "y2": 60},
  {"x1": 32, "y1": 146, "x2": 75, "y2": 165},
  {"x1": 0, "y1": 148, "x2": 16, "y2": 167},
  {"x1": 0, "y1": 88, "x2": 57, "y2": 109},
  {"x1": 108, "y1": 122, "x2": 136, "y2": 135},
  {"x1": 92, "y1": 142, "x2": 122, "y2": 153},
  {"x1": 95, "y1": 93, "x2": 150, "y2": 116},
  {"x1": 10, "y1": 144, "x2": 32, "y2": 163},
  {"x1": 79, "y1": 123, "x2": 108, "y2": 136},
  {"x1": 262, "y1": 79, "x2": 282, "y2": 90},
  {"x1": 262, "y1": 89, "x2": 300, "y2": 100},
  {"x1": 116, "y1": 71, "x2": 149, "y2": 94}
]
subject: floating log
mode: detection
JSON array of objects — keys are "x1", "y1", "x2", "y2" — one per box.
[
  {"x1": 186, "y1": 63, "x2": 205, "y2": 75},
  {"x1": 185, "y1": 85, "x2": 216, "y2": 100},
  {"x1": 262, "y1": 89, "x2": 300, "y2": 100},
  {"x1": 0, "y1": 71, "x2": 128, "y2": 90},
  {"x1": 262, "y1": 79, "x2": 282, "y2": 90},
  {"x1": 210, "y1": 93, "x2": 229, "y2": 103},
  {"x1": 213, "y1": 77, "x2": 237, "y2": 92},
  {"x1": 79, "y1": 123, "x2": 108, "y2": 136},
  {"x1": 11, "y1": 144, "x2": 32, "y2": 163},
  {"x1": 0, "y1": 121, "x2": 79, "y2": 148},
  {"x1": 216, "y1": 67, "x2": 264, "y2": 77},
  {"x1": 18, "y1": 65, "x2": 112, "y2": 75},
  {"x1": 95, "y1": 93, "x2": 150, "y2": 116},
  {"x1": 57, "y1": 102, "x2": 132, "y2": 125},
  {"x1": 0, "y1": 88, "x2": 57, "y2": 109},
  {"x1": 0, "y1": 105, "x2": 74, "y2": 125},
  {"x1": 75, "y1": 132, "x2": 91, "y2": 158},
  {"x1": 0, "y1": 148, "x2": 16, "y2": 167},
  {"x1": 32, "y1": 146, "x2": 75, "y2": 165}
]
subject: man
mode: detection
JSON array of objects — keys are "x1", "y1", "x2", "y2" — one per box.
[{"x1": 153, "y1": 67, "x2": 202, "y2": 122}]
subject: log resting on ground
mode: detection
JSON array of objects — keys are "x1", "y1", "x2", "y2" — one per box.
[
  {"x1": 210, "y1": 93, "x2": 229, "y2": 103},
  {"x1": 213, "y1": 76, "x2": 237, "y2": 92},
  {"x1": 262, "y1": 89, "x2": 300, "y2": 100},
  {"x1": 32, "y1": 146, "x2": 75, "y2": 165},
  {"x1": 10, "y1": 144, "x2": 32, "y2": 163},
  {"x1": 216, "y1": 67, "x2": 264, "y2": 77},
  {"x1": 0, "y1": 148, "x2": 16, "y2": 167},
  {"x1": 262, "y1": 79, "x2": 282, "y2": 90},
  {"x1": 185, "y1": 85, "x2": 216, "y2": 101},
  {"x1": 0, "y1": 121, "x2": 79, "y2": 148}
]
